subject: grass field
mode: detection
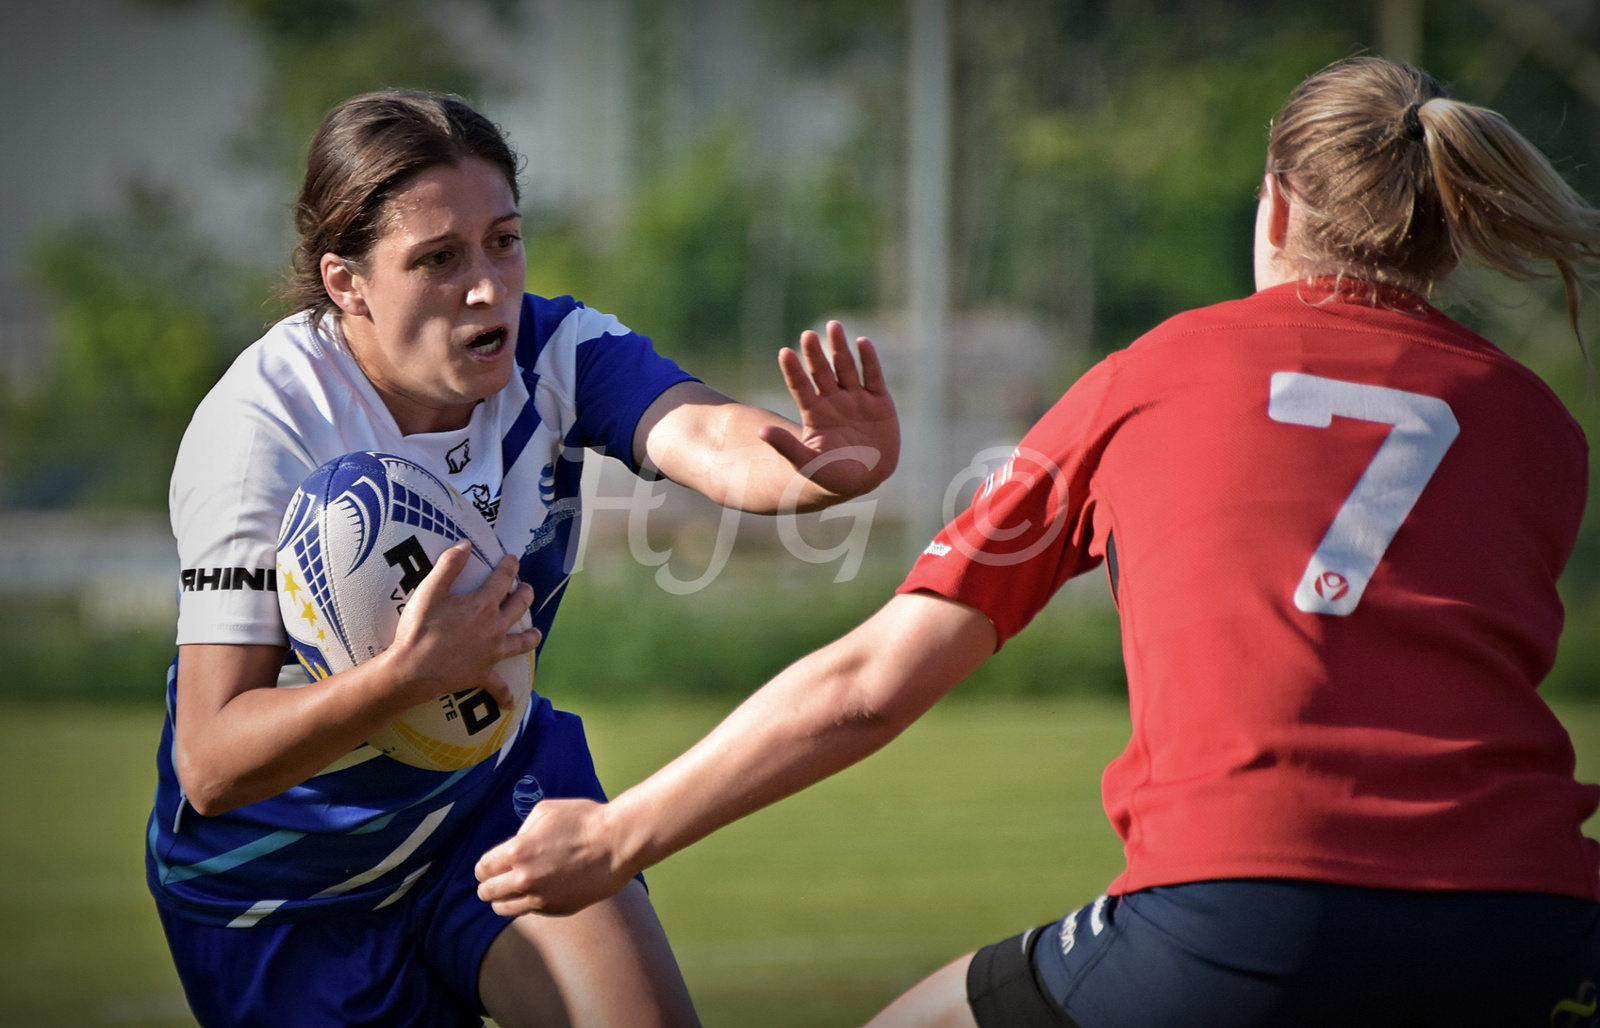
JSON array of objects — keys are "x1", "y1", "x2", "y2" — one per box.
[{"x1": 4, "y1": 697, "x2": 1600, "y2": 1027}]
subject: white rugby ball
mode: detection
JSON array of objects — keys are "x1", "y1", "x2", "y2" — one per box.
[{"x1": 275, "y1": 451, "x2": 533, "y2": 771}]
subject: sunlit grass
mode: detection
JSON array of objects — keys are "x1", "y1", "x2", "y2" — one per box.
[{"x1": 5, "y1": 697, "x2": 1599, "y2": 1028}]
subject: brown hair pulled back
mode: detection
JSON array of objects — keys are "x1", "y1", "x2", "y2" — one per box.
[
  {"x1": 1267, "y1": 56, "x2": 1600, "y2": 348},
  {"x1": 285, "y1": 90, "x2": 522, "y2": 330}
]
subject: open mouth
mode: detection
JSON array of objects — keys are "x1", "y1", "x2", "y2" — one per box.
[{"x1": 467, "y1": 326, "x2": 508, "y2": 356}]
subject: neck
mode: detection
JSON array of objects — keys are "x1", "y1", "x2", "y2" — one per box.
[{"x1": 337, "y1": 317, "x2": 475, "y2": 436}]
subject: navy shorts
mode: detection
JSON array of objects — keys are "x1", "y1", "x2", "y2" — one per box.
[
  {"x1": 969, "y1": 879, "x2": 1600, "y2": 1028},
  {"x1": 157, "y1": 700, "x2": 609, "y2": 1028}
]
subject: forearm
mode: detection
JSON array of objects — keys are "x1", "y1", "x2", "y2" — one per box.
[
  {"x1": 637, "y1": 361, "x2": 897, "y2": 516},
  {"x1": 175, "y1": 646, "x2": 419, "y2": 815},
  {"x1": 608, "y1": 645, "x2": 906, "y2": 872},
  {"x1": 475, "y1": 593, "x2": 994, "y2": 915},
  {"x1": 604, "y1": 593, "x2": 993, "y2": 877},
  {"x1": 176, "y1": 548, "x2": 538, "y2": 815},
  {"x1": 679, "y1": 402, "x2": 846, "y2": 514}
]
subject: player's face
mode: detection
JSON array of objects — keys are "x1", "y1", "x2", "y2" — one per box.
[{"x1": 337, "y1": 157, "x2": 524, "y2": 435}]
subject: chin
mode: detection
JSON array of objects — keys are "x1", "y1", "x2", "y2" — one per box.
[{"x1": 469, "y1": 366, "x2": 516, "y2": 402}]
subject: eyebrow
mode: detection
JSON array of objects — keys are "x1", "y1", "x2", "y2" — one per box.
[{"x1": 410, "y1": 212, "x2": 522, "y2": 250}]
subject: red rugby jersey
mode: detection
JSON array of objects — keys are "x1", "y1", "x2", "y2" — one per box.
[{"x1": 901, "y1": 280, "x2": 1599, "y2": 900}]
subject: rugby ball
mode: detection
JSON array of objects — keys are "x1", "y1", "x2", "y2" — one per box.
[{"x1": 275, "y1": 451, "x2": 533, "y2": 771}]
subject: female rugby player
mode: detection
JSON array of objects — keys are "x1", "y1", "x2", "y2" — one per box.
[
  {"x1": 146, "y1": 90, "x2": 898, "y2": 1028},
  {"x1": 478, "y1": 57, "x2": 1600, "y2": 1027}
]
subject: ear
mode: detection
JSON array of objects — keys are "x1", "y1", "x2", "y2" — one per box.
[
  {"x1": 320, "y1": 253, "x2": 370, "y2": 318},
  {"x1": 1263, "y1": 174, "x2": 1290, "y2": 248}
]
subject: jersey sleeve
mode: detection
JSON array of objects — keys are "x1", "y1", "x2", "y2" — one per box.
[
  {"x1": 897, "y1": 355, "x2": 1122, "y2": 646},
  {"x1": 170, "y1": 386, "x2": 315, "y2": 648},
  {"x1": 551, "y1": 304, "x2": 696, "y2": 472}
]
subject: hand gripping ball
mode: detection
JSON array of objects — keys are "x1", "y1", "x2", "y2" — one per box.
[{"x1": 275, "y1": 451, "x2": 533, "y2": 770}]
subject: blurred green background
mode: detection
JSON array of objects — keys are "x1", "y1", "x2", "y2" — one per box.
[
  {"x1": 3, "y1": 0, "x2": 1597, "y2": 700},
  {"x1": 1, "y1": 0, "x2": 1598, "y2": 1025}
]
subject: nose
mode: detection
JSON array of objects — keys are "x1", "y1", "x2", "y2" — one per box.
[{"x1": 465, "y1": 250, "x2": 507, "y2": 308}]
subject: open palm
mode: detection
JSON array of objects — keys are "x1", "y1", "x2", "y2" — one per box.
[{"x1": 759, "y1": 320, "x2": 901, "y2": 500}]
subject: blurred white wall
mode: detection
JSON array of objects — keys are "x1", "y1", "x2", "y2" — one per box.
[
  {"x1": 0, "y1": 0, "x2": 282, "y2": 302},
  {"x1": 0, "y1": 0, "x2": 860, "y2": 299}
]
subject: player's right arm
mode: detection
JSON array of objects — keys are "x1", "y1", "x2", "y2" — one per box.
[
  {"x1": 175, "y1": 545, "x2": 539, "y2": 817},
  {"x1": 474, "y1": 590, "x2": 996, "y2": 916}
]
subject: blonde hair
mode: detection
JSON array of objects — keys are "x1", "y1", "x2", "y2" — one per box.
[{"x1": 1267, "y1": 56, "x2": 1600, "y2": 352}]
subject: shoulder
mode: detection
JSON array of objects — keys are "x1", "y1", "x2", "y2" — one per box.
[
  {"x1": 196, "y1": 312, "x2": 343, "y2": 418},
  {"x1": 174, "y1": 313, "x2": 355, "y2": 491},
  {"x1": 1123, "y1": 290, "x2": 1285, "y2": 354},
  {"x1": 515, "y1": 294, "x2": 637, "y2": 368}
]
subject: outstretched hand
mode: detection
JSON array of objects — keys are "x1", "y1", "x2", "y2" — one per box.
[
  {"x1": 475, "y1": 797, "x2": 631, "y2": 917},
  {"x1": 759, "y1": 320, "x2": 899, "y2": 501}
]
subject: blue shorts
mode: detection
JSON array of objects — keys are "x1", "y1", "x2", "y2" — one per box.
[
  {"x1": 970, "y1": 879, "x2": 1600, "y2": 1028},
  {"x1": 157, "y1": 701, "x2": 609, "y2": 1028}
]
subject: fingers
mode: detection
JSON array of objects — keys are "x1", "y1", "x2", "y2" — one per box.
[
  {"x1": 473, "y1": 799, "x2": 622, "y2": 917},
  {"x1": 778, "y1": 343, "x2": 819, "y2": 409},
  {"x1": 411, "y1": 541, "x2": 471, "y2": 607},
  {"x1": 799, "y1": 326, "x2": 838, "y2": 395},
  {"x1": 857, "y1": 338, "x2": 888, "y2": 395},
  {"x1": 481, "y1": 552, "x2": 524, "y2": 603},
  {"x1": 479, "y1": 668, "x2": 517, "y2": 710},
  {"x1": 501, "y1": 626, "x2": 543, "y2": 660},
  {"x1": 783, "y1": 322, "x2": 883, "y2": 405},
  {"x1": 475, "y1": 842, "x2": 540, "y2": 915},
  {"x1": 498, "y1": 577, "x2": 535, "y2": 627},
  {"x1": 825, "y1": 320, "x2": 863, "y2": 391}
]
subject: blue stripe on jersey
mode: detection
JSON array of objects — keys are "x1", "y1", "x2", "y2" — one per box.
[
  {"x1": 157, "y1": 829, "x2": 307, "y2": 884},
  {"x1": 502, "y1": 294, "x2": 580, "y2": 473},
  {"x1": 517, "y1": 293, "x2": 583, "y2": 366},
  {"x1": 501, "y1": 366, "x2": 544, "y2": 474},
  {"x1": 156, "y1": 763, "x2": 478, "y2": 882}
]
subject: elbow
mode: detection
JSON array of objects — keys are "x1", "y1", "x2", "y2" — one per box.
[
  {"x1": 179, "y1": 781, "x2": 233, "y2": 819},
  {"x1": 829, "y1": 672, "x2": 916, "y2": 745},
  {"x1": 175, "y1": 750, "x2": 241, "y2": 818}
]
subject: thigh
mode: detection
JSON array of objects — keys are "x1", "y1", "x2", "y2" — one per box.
[
  {"x1": 478, "y1": 879, "x2": 699, "y2": 1028},
  {"x1": 416, "y1": 702, "x2": 620, "y2": 1009},
  {"x1": 864, "y1": 953, "x2": 980, "y2": 1028},
  {"x1": 157, "y1": 902, "x2": 476, "y2": 1028}
]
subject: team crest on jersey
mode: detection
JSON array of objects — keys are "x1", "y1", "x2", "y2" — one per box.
[
  {"x1": 1314, "y1": 571, "x2": 1350, "y2": 602},
  {"x1": 446, "y1": 439, "x2": 471, "y2": 474},
  {"x1": 512, "y1": 775, "x2": 545, "y2": 820},
  {"x1": 524, "y1": 499, "x2": 579, "y2": 556},
  {"x1": 464, "y1": 483, "x2": 500, "y2": 525}
]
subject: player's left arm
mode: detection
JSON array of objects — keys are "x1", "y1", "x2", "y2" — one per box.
[
  {"x1": 632, "y1": 320, "x2": 899, "y2": 514},
  {"x1": 475, "y1": 590, "x2": 995, "y2": 916}
]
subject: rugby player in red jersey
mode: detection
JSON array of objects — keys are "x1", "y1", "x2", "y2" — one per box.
[{"x1": 480, "y1": 57, "x2": 1600, "y2": 1027}]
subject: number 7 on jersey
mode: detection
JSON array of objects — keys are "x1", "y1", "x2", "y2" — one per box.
[{"x1": 1268, "y1": 372, "x2": 1459, "y2": 616}]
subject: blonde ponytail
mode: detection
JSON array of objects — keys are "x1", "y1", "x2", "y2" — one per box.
[
  {"x1": 1268, "y1": 57, "x2": 1600, "y2": 353},
  {"x1": 1422, "y1": 96, "x2": 1600, "y2": 353}
]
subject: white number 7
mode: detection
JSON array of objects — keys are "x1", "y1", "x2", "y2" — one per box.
[{"x1": 1268, "y1": 372, "x2": 1459, "y2": 616}]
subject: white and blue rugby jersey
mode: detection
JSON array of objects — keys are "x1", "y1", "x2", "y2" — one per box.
[{"x1": 149, "y1": 294, "x2": 693, "y2": 927}]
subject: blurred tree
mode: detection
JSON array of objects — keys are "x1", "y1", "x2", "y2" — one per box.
[
  {"x1": 7, "y1": 0, "x2": 1597, "y2": 690},
  {"x1": 520, "y1": 124, "x2": 885, "y2": 376},
  {"x1": 0, "y1": 0, "x2": 519, "y2": 509},
  {"x1": 1, "y1": 182, "x2": 267, "y2": 508}
]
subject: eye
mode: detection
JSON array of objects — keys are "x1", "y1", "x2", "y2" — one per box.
[
  {"x1": 494, "y1": 231, "x2": 522, "y2": 250},
  {"x1": 418, "y1": 249, "x2": 456, "y2": 269}
]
